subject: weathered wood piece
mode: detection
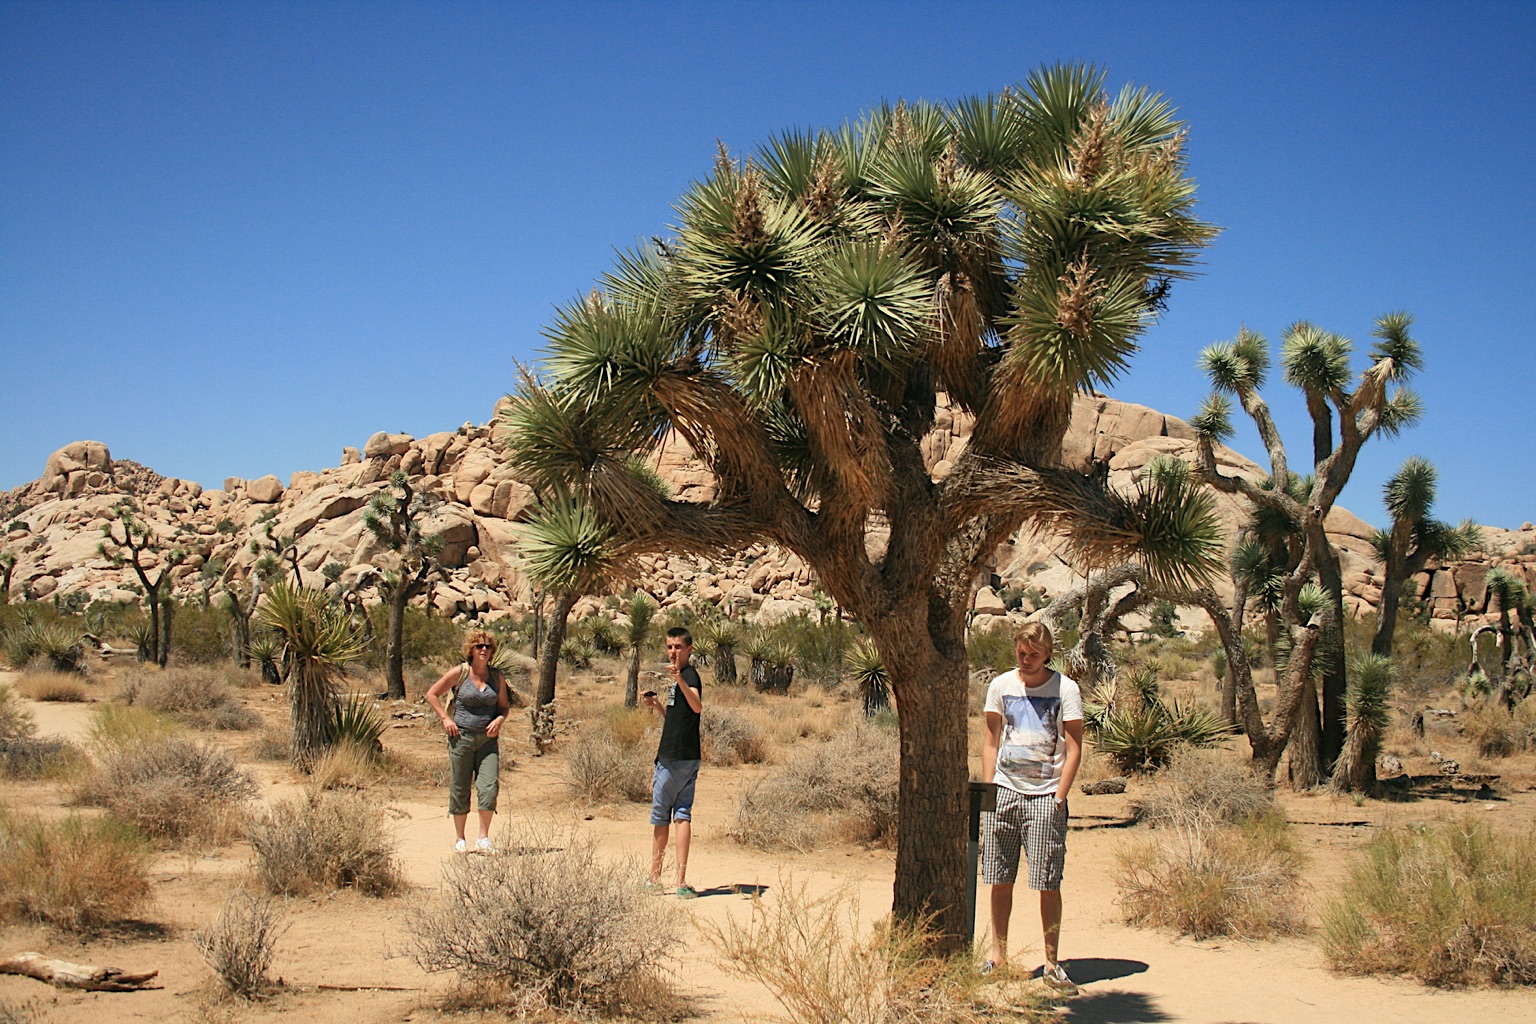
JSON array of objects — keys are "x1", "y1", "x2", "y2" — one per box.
[{"x1": 0, "y1": 952, "x2": 160, "y2": 991}]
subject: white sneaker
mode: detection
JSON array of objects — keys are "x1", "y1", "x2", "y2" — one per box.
[
  {"x1": 1042, "y1": 961, "x2": 1077, "y2": 994},
  {"x1": 453, "y1": 838, "x2": 467, "y2": 854},
  {"x1": 475, "y1": 837, "x2": 495, "y2": 854}
]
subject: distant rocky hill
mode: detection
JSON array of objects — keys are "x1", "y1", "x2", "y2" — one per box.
[{"x1": 3, "y1": 396, "x2": 1531, "y2": 635}]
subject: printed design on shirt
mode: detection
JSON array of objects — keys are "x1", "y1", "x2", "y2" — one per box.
[{"x1": 997, "y1": 693, "x2": 1061, "y2": 781}]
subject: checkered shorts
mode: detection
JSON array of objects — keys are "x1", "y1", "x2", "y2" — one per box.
[{"x1": 981, "y1": 787, "x2": 1068, "y2": 890}]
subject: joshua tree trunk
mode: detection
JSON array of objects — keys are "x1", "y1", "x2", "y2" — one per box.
[
  {"x1": 1288, "y1": 681, "x2": 1326, "y2": 789},
  {"x1": 385, "y1": 587, "x2": 409, "y2": 700},
  {"x1": 625, "y1": 644, "x2": 642, "y2": 708},
  {"x1": 715, "y1": 642, "x2": 737, "y2": 684},
  {"x1": 157, "y1": 598, "x2": 173, "y2": 668},
  {"x1": 536, "y1": 590, "x2": 578, "y2": 709}
]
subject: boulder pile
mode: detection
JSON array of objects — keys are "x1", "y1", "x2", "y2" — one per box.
[{"x1": 2, "y1": 395, "x2": 1531, "y2": 636}]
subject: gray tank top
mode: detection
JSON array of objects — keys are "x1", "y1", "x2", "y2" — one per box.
[{"x1": 451, "y1": 667, "x2": 502, "y2": 732}]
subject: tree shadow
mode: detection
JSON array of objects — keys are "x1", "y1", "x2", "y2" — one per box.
[{"x1": 1059, "y1": 990, "x2": 1170, "y2": 1024}]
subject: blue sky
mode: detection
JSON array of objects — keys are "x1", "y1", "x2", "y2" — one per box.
[{"x1": 3, "y1": 1, "x2": 1532, "y2": 531}]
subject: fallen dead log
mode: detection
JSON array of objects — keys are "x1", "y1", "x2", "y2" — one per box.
[{"x1": 0, "y1": 952, "x2": 159, "y2": 991}]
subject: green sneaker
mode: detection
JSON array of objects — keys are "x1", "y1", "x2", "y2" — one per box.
[
  {"x1": 676, "y1": 884, "x2": 700, "y2": 900},
  {"x1": 639, "y1": 880, "x2": 667, "y2": 894}
]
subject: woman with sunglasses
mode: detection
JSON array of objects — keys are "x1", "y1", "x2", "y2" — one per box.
[{"x1": 424, "y1": 629, "x2": 511, "y2": 853}]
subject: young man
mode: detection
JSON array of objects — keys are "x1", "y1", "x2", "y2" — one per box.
[
  {"x1": 980, "y1": 621, "x2": 1083, "y2": 992},
  {"x1": 642, "y1": 626, "x2": 703, "y2": 898}
]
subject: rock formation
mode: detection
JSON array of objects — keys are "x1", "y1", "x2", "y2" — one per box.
[{"x1": 2, "y1": 396, "x2": 1531, "y2": 637}]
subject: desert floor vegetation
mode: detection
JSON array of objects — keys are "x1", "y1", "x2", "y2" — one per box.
[
  {"x1": 727, "y1": 718, "x2": 898, "y2": 852},
  {"x1": 76, "y1": 726, "x2": 257, "y2": 847},
  {"x1": 410, "y1": 819, "x2": 680, "y2": 1013},
  {"x1": 1323, "y1": 816, "x2": 1536, "y2": 986},
  {"x1": 115, "y1": 665, "x2": 262, "y2": 731},
  {"x1": 2, "y1": 642, "x2": 1535, "y2": 1022},
  {"x1": 11, "y1": 671, "x2": 88, "y2": 703},
  {"x1": 0, "y1": 807, "x2": 153, "y2": 932},
  {"x1": 704, "y1": 879, "x2": 1035, "y2": 1024},
  {"x1": 194, "y1": 890, "x2": 287, "y2": 999},
  {"x1": 248, "y1": 789, "x2": 403, "y2": 896}
]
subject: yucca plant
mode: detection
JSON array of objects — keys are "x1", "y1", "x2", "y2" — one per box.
[
  {"x1": 1092, "y1": 697, "x2": 1228, "y2": 773},
  {"x1": 1329, "y1": 652, "x2": 1393, "y2": 794},
  {"x1": 695, "y1": 617, "x2": 741, "y2": 685},
  {"x1": 846, "y1": 637, "x2": 891, "y2": 717},
  {"x1": 257, "y1": 584, "x2": 366, "y2": 772},
  {"x1": 328, "y1": 693, "x2": 386, "y2": 754},
  {"x1": 247, "y1": 632, "x2": 283, "y2": 686},
  {"x1": 620, "y1": 592, "x2": 657, "y2": 707}
]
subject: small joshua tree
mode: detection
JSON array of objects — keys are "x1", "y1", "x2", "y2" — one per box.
[
  {"x1": 99, "y1": 499, "x2": 188, "y2": 667},
  {"x1": 361, "y1": 472, "x2": 446, "y2": 700}
]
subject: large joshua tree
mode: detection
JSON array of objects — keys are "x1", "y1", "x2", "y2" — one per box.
[
  {"x1": 1191, "y1": 315, "x2": 1423, "y2": 785},
  {"x1": 504, "y1": 65, "x2": 1220, "y2": 946}
]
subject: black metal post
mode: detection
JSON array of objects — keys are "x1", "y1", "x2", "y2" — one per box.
[{"x1": 965, "y1": 780, "x2": 997, "y2": 944}]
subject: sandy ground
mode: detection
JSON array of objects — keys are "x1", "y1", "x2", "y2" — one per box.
[{"x1": 3, "y1": 670, "x2": 1535, "y2": 1024}]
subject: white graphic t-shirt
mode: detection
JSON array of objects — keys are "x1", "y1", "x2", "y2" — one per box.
[{"x1": 985, "y1": 668, "x2": 1083, "y2": 797}]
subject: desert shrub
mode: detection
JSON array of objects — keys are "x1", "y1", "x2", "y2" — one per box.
[
  {"x1": 118, "y1": 666, "x2": 261, "y2": 730},
  {"x1": 966, "y1": 621, "x2": 1017, "y2": 675},
  {"x1": 0, "y1": 735, "x2": 88, "y2": 780},
  {"x1": 1322, "y1": 817, "x2": 1536, "y2": 986},
  {"x1": 0, "y1": 683, "x2": 35, "y2": 741},
  {"x1": 0, "y1": 809, "x2": 153, "y2": 931},
  {"x1": 78, "y1": 734, "x2": 257, "y2": 846},
  {"x1": 1130, "y1": 747, "x2": 1274, "y2": 827},
  {"x1": 1458, "y1": 698, "x2": 1536, "y2": 758},
  {"x1": 562, "y1": 726, "x2": 654, "y2": 804},
  {"x1": 728, "y1": 723, "x2": 898, "y2": 851},
  {"x1": 1115, "y1": 811, "x2": 1306, "y2": 940},
  {"x1": 776, "y1": 614, "x2": 857, "y2": 688},
  {"x1": 13, "y1": 672, "x2": 87, "y2": 702},
  {"x1": 87, "y1": 702, "x2": 178, "y2": 746},
  {"x1": 169, "y1": 601, "x2": 233, "y2": 663},
  {"x1": 361, "y1": 605, "x2": 461, "y2": 670},
  {"x1": 702, "y1": 706, "x2": 767, "y2": 766},
  {"x1": 195, "y1": 890, "x2": 287, "y2": 999},
  {"x1": 306, "y1": 740, "x2": 382, "y2": 791},
  {"x1": 248, "y1": 790, "x2": 402, "y2": 896},
  {"x1": 704, "y1": 879, "x2": 1001, "y2": 1024},
  {"x1": 410, "y1": 820, "x2": 679, "y2": 1010}
]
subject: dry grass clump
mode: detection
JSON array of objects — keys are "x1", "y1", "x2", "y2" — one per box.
[
  {"x1": 195, "y1": 890, "x2": 288, "y2": 999},
  {"x1": 1457, "y1": 698, "x2": 1536, "y2": 758},
  {"x1": 702, "y1": 706, "x2": 767, "y2": 766},
  {"x1": 0, "y1": 683, "x2": 35, "y2": 740},
  {"x1": 1115, "y1": 811, "x2": 1307, "y2": 940},
  {"x1": 13, "y1": 671, "x2": 87, "y2": 702},
  {"x1": 704, "y1": 879, "x2": 1011, "y2": 1024},
  {"x1": 118, "y1": 666, "x2": 261, "y2": 731},
  {"x1": 728, "y1": 723, "x2": 898, "y2": 852},
  {"x1": 0, "y1": 735, "x2": 88, "y2": 780},
  {"x1": 87, "y1": 702, "x2": 178, "y2": 746},
  {"x1": 0, "y1": 808, "x2": 153, "y2": 931},
  {"x1": 410, "y1": 820, "x2": 679, "y2": 1012},
  {"x1": 248, "y1": 791, "x2": 403, "y2": 896},
  {"x1": 1323, "y1": 817, "x2": 1536, "y2": 986},
  {"x1": 78, "y1": 733, "x2": 257, "y2": 846},
  {"x1": 1130, "y1": 746, "x2": 1274, "y2": 826},
  {"x1": 562, "y1": 711, "x2": 655, "y2": 804}
]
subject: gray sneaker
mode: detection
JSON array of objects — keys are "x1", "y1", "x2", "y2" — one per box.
[{"x1": 1042, "y1": 961, "x2": 1077, "y2": 994}]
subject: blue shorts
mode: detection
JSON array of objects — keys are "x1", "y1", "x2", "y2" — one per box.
[{"x1": 650, "y1": 759, "x2": 700, "y2": 825}]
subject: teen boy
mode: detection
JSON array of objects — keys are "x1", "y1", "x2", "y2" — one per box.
[
  {"x1": 980, "y1": 621, "x2": 1083, "y2": 991},
  {"x1": 642, "y1": 626, "x2": 703, "y2": 898}
]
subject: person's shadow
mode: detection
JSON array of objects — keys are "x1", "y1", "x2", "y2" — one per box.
[{"x1": 687, "y1": 883, "x2": 770, "y2": 898}]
